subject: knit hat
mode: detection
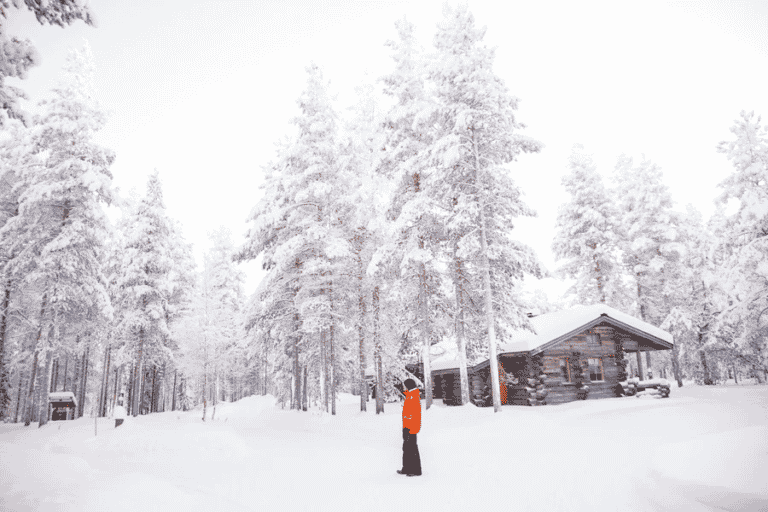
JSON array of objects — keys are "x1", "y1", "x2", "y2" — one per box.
[{"x1": 403, "y1": 378, "x2": 417, "y2": 391}]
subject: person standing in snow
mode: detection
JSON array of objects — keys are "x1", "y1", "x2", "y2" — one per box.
[
  {"x1": 113, "y1": 395, "x2": 127, "y2": 428},
  {"x1": 398, "y1": 379, "x2": 422, "y2": 477}
]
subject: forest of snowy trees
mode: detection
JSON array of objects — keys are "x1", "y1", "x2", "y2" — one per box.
[{"x1": 1, "y1": 3, "x2": 767, "y2": 426}]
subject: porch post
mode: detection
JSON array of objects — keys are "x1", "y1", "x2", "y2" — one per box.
[
  {"x1": 645, "y1": 351, "x2": 652, "y2": 379},
  {"x1": 636, "y1": 350, "x2": 645, "y2": 381}
]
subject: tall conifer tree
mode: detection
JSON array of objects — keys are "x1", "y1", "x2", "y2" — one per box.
[
  {"x1": 552, "y1": 144, "x2": 625, "y2": 307},
  {"x1": 428, "y1": 5, "x2": 544, "y2": 412}
]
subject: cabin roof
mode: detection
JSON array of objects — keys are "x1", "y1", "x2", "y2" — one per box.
[
  {"x1": 48, "y1": 391, "x2": 78, "y2": 406},
  {"x1": 497, "y1": 304, "x2": 673, "y2": 354},
  {"x1": 429, "y1": 304, "x2": 673, "y2": 372}
]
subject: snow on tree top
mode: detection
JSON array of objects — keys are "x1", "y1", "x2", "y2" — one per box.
[{"x1": 431, "y1": 304, "x2": 673, "y2": 372}]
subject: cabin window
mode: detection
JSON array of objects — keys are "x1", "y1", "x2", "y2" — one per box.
[
  {"x1": 586, "y1": 331, "x2": 601, "y2": 348},
  {"x1": 560, "y1": 359, "x2": 571, "y2": 382},
  {"x1": 588, "y1": 358, "x2": 604, "y2": 381}
]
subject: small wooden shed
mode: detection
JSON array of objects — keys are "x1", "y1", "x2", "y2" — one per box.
[
  {"x1": 49, "y1": 391, "x2": 78, "y2": 421},
  {"x1": 431, "y1": 304, "x2": 674, "y2": 406}
]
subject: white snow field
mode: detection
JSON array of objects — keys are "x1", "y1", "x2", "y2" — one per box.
[{"x1": 1, "y1": 385, "x2": 767, "y2": 512}]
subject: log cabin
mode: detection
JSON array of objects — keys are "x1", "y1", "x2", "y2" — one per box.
[{"x1": 429, "y1": 304, "x2": 673, "y2": 406}]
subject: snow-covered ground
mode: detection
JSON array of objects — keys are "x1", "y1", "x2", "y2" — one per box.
[{"x1": 1, "y1": 384, "x2": 767, "y2": 512}]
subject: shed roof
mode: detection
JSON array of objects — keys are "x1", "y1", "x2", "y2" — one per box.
[{"x1": 48, "y1": 391, "x2": 77, "y2": 406}]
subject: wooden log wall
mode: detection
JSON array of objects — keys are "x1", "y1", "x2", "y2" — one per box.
[{"x1": 541, "y1": 324, "x2": 621, "y2": 405}]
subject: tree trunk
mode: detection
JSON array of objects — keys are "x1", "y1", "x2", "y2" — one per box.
[
  {"x1": 293, "y1": 258, "x2": 302, "y2": 411},
  {"x1": 0, "y1": 281, "x2": 11, "y2": 420},
  {"x1": 373, "y1": 285, "x2": 384, "y2": 414},
  {"x1": 111, "y1": 366, "x2": 120, "y2": 415},
  {"x1": 356, "y1": 230, "x2": 368, "y2": 413},
  {"x1": 172, "y1": 370, "x2": 177, "y2": 411},
  {"x1": 37, "y1": 342, "x2": 54, "y2": 427},
  {"x1": 645, "y1": 351, "x2": 653, "y2": 379},
  {"x1": 133, "y1": 327, "x2": 144, "y2": 417},
  {"x1": 126, "y1": 361, "x2": 134, "y2": 416},
  {"x1": 330, "y1": 281, "x2": 337, "y2": 416},
  {"x1": 302, "y1": 364, "x2": 308, "y2": 412},
  {"x1": 62, "y1": 353, "x2": 68, "y2": 392},
  {"x1": 452, "y1": 224, "x2": 470, "y2": 406},
  {"x1": 292, "y1": 331, "x2": 300, "y2": 411},
  {"x1": 49, "y1": 357, "x2": 57, "y2": 393},
  {"x1": 24, "y1": 293, "x2": 48, "y2": 426},
  {"x1": 321, "y1": 327, "x2": 327, "y2": 412},
  {"x1": 468, "y1": 136, "x2": 502, "y2": 412},
  {"x1": 149, "y1": 365, "x2": 157, "y2": 413},
  {"x1": 636, "y1": 351, "x2": 645, "y2": 382},
  {"x1": 98, "y1": 348, "x2": 106, "y2": 416},
  {"x1": 79, "y1": 344, "x2": 89, "y2": 418},
  {"x1": 671, "y1": 340, "x2": 683, "y2": 387},
  {"x1": 14, "y1": 370, "x2": 24, "y2": 423},
  {"x1": 263, "y1": 338, "x2": 269, "y2": 396},
  {"x1": 158, "y1": 362, "x2": 165, "y2": 412},
  {"x1": 478, "y1": 196, "x2": 501, "y2": 413},
  {"x1": 203, "y1": 358, "x2": 208, "y2": 421},
  {"x1": 72, "y1": 345, "x2": 81, "y2": 413},
  {"x1": 593, "y1": 247, "x2": 605, "y2": 303},
  {"x1": 140, "y1": 366, "x2": 148, "y2": 415},
  {"x1": 31, "y1": 355, "x2": 44, "y2": 424},
  {"x1": 101, "y1": 346, "x2": 111, "y2": 417},
  {"x1": 699, "y1": 349, "x2": 713, "y2": 385}
]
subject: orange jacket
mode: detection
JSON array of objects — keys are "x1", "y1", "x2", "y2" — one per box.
[{"x1": 402, "y1": 388, "x2": 421, "y2": 434}]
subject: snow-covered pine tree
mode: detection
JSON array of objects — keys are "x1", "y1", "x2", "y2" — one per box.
[
  {"x1": 236, "y1": 64, "x2": 351, "y2": 413},
  {"x1": 552, "y1": 144, "x2": 626, "y2": 307},
  {"x1": 0, "y1": 120, "x2": 32, "y2": 420},
  {"x1": 116, "y1": 170, "x2": 182, "y2": 417},
  {"x1": 341, "y1": 72, "x2": 390, "y2": 412},
  {"x1": 612, "y1": 154, "x2": 684, "y2": 378},
  {"x1": 203, "y1": 226, "x2": 245, "y2": 414},
  {"x1": 712, "y1": 110, "x2": 768, "y2": 382},
  {"x1": 428, "y1": 5, "x2": 545, "y2": 412},
  {"x1": 9, "y1": 43, "x2": 115, "y2": 426},
  {"x1": 660, "y1": 205, "x2": 723, "y2": 386},
  {"x1": 375, "y1": 15, "x2": 447, "y2": 410},
  {"x1": 0, "y1": 0, "x2": 95, "y2": 127},
  {"x1": 613, "y1": 155, "x2": 683, "y2": 325}
]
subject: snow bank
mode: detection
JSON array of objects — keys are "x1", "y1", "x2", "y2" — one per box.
[
  {"x1": 1, "y1": 386, "x2": 766, "y2": 511},
  {"x1": 651, "y1": 424, "x2": 768, "y2": 494}
]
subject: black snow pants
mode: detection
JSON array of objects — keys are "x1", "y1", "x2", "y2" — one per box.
[{"x1": 402, "y1": 427, "x2": 422, "y2": 475}]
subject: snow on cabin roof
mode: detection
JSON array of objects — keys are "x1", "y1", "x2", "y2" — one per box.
[
  {"x1": 497, "y1": 304, "x2": 674, "y2": 354},
  {"x1": 430, "y1": 304, "x2": 673, "y2": 372},
  {"x1": 48, "y1": 391, "x2": 77, "y2": 405},
  {"x1": 365, "y1": 338, "x2": 459, "y2": 377}
]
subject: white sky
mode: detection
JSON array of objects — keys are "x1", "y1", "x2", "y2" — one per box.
[{"x1": 5, "y1": 0, "x2": 768, "y2": 300}]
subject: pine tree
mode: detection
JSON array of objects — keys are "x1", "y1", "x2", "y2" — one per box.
[
  {"x1": 660, "y1": 205, "x2": 723, "y2": 386},
  {"x1": 552, "y1": 144, "x2": 626, "y2": 307},
  {"x1": 236, "y1": 64, "x2": 351, "y2": 414},
  {"x1": 9, "y1": 43, "x2": 115, "y2": 426},
  {"x1": 428, "y1": 5, "x2": 544, "y2": 412},
  {"x1": 613, "y1": 155, "x2": 683, "y2": 325},
  {"x1": 116, "y1": 170, "x2": 182, "y2": 417},
  {"x1": 0, "y1": 0, "x2": 95, "y2": 126},
  {"x1": 376, "y1": 15, "x2": 447, "y2": 410},
  {"x1": 342, "y1": 73, "x2": 389, "y2": 412},
  {"x1": 612, "y1": 154, "x2": 685, "y2": 379},
  {"x1": 0, "y1": 121, "x2": 31, "y2": 420},
  {"x1": 713, "y1": 110, "x2": 768, "y2": 380}
]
